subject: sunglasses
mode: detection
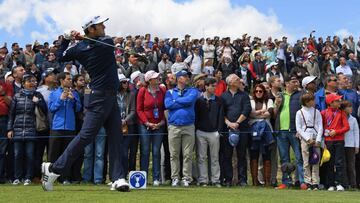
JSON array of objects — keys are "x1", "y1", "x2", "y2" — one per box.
[
  {"x1": 121, "y1": 81, "x2": 129, "y2": 84},
  {"x1": 329, "y1": 79, "x2": 337, "y2": 82},
  {"x1": 255, "y1": 90, "x2": 263, "y2": 93}
]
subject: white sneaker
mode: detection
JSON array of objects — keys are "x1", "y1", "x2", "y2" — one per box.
[
  {"x1": 12, "y1": 179, "x2": 20, "y2": 185},
  {"x1": 182, "y1": 180, "x2": 190, "y2": 187},
  {"x1": 171, "y1": 179, "x2": 179, "y2": 187},
  {"x1": 336, "y1": 185, "x2": 345, "y2": 191},
  {"x1": 41, "y1": 162, "x2": 60, "y2": 191},
  {"x1": 153, "y1": 180, "x2": 160, "y2": 187},
  {"x1": 24, "y1": 179, "x2": 31, "y2": 186},
  {"x1": 112, "y1": 178, "x2": 130, "y2": 192},
  {"x1": 328, "y1": 186, "x2": 335, "y2": 191}
]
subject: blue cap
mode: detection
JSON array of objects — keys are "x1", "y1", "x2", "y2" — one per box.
[
  {"x1": 309, "y1": 147, "x2": 320, "y2": 165},
  {"x1": 41, "y1": 68, "x2": 55, "y2": 80},
  {"x1": 175, "y1": 70, "x2": 189, "y2": 78},
  {"x1": 228, "y1": 132, "x2": 239, "y2": 147}
]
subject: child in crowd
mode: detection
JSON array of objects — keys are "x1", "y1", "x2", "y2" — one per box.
[
  {"x1": 296, "y1": 93, "x2": 323, "y2": 190},
  {"x1": 341, "y1": 100, "x2": 359, "y2": 189},
  {"x1": 321, "y1": 94, "x2": 350, "y2": 191}
]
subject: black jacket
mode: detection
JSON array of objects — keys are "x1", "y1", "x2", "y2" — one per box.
[
  {"x1": 221, "y1": 90, "x2": 251, "y2": 129},
  {"x1": 7, "y1": 89, "x2": 47, "y2": 140},
  {"x1": 195, "y1": 95, "x2": 224, "y2": 132}
]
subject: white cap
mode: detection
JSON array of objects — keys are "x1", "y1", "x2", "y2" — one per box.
[
  {"x1": 118, "y1": 74, "x2": 130, "y2": 82},
  {"x1": 266, "y1": 61, "x2": 278, "y2": 71},
  {"x1": 130, "y1": 71, "x2": 142, "y2": 84},
  {"x1": 4, "y1": 71, "x2": 12, "y2": 80},
  {"x1": 307, "y1": 52, "x2": 314, "y2": 59},
  {"x1": 144, "y1": 70, "x2": 160, "y2": 82},
  {"x1": 82, "y1": 15, "x2": 109, "y2": 30},
  {"x1": 302, "y1": 76, "x2": 317, "y2": 88}
]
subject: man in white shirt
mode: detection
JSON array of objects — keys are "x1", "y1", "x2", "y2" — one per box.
[
  {"x1": 171, "y1": 54, "x2": 187, "y2": 74},
  {"x1": 184, "y1": 46, "x2": 203, "y2": 76},
  {"x1": 158, "y1": 53, "x2": 173, "y2": 75},
  {"x1": 202, "y1": 38, "x2": 215, "y2": 60},
  {"x1": 336, "y1": 57, "x2": 353, "y2": 78}
]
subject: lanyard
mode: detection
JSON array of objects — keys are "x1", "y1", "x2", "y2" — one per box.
[{"x1": 326, "y1": 109, "x2": 338, "y2": 127}]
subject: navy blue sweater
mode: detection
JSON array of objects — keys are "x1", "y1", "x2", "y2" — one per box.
[{"x1": 58, "y1": 36, "x2": 119, "y2": 91}]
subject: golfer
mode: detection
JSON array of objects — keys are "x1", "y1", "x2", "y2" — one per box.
[{"x1": 41, "y1": 16, "x2": 129, "y2": 192}]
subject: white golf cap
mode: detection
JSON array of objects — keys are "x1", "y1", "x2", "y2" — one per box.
[
  {"x1": 130, "y1": 71, "x2": 142, "y2": 84},
  {"x1": 302, "y1": 76, "x2": 317, "y2": 88},
  {"x1": 266, "y1": 61, "x2": 278, "y2": 71},
  {"x1": 144, "y1": 70, "x2": 160, "y2": 82},
  {"x1": 118, "y1": 74, "x2": 130, "y2": 82},
  {"x1": 82, "y1": 15, "x2": 109, "y2": 30},
  {"x1": 307, "y1": 52, "x2": 314, "y2": 59}
]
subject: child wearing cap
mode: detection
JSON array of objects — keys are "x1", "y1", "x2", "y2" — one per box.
[
  {"x1": 321, "y1": 93, "x2": 350, "y2": 191},
  {"x1": 295, "y1": 93, "x2": 323, "y2": 190},
  {"x1": 341, "y1": 100, "x2": 359, "y2": 189}
]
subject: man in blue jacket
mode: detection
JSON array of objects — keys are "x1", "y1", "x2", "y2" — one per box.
[
  {"x1": 165, "y1": 70, "x2": 198, "y2": 187},
  {"x1": 48, "y1": 72, "x2": 81, "y2": 184},
  {"x1": 41, "y1": 16, "x2": 129, "y2": 192}
]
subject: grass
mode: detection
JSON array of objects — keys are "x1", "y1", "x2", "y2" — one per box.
[{"x1": 0, "y1": 184, "x2": 358, "y2": 203}]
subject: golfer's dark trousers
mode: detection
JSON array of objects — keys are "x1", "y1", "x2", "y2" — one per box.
[{"x1": 52, "y1": 90, "x2": 125, "y2": 181}]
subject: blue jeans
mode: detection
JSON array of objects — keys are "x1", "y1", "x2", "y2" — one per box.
[
  {"x1": 139, "y1": 125, "x2": 164, "y2": 181},
  {"x1": 83, "y1": 127, "x2": 106, "y2": 183},
  {"x1": 122, "y1": 124, "x2": 137, "y2": 177},
  {"x1": 0, "y1": 116, "x2": 8, "y2": 182},
  {"x1": 277, "y1": 131, "x2": 304, "y2": 185},
  {"x1": 14, "y1": 141, "x2": 35, "y2": 180}
]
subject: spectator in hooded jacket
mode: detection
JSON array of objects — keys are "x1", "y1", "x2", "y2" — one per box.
[{"x1": 7, "y1": 74, "x2": 47, "y2": 185}]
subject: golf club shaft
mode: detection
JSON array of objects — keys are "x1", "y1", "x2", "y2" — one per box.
[{"x1": 82, "y1": 36, "x2": 124, "y2": 50}]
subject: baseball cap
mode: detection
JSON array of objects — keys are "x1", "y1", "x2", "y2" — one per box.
[
  {"x1": 41, "y1": 68, "x2": 55, "y2": 80},
  {"x1": 175, "y1": 70, "x2": 190, "y2": 78},
  {"x1": 301, "y1": 76, "x2": 317, "y2": 88},
  {"x1": 266, "y1": 62, "x2": 278, "y2": 71},
  {"x1": 130, "y1": 71, "x2": 142, "y2": 84},
  {"x1": 309, "y1": 147, "x2": 320, "y2": 165},
  {"x1": 193, "y1": 73, "x2": 207, "y2": 83},
  {"x1": 118, "y1": 74, "x2": 130, "y2": 82},
  {"x1": 4, "y1": 71, "x2": 12, "y2": 80},
  {"x1": 307, "y1": 52, "x2": 314, "y2": 59},
  {"x1": 82, "y1": 15, "x2": 109, "y2": 30},
  {"x1": 144, "y1": 70, "x2": 160, "y2": 82},
  {"x1": 228, "y1": 132, "x2": 239, "y2": 147},
  {"x1": 325, "y1": 94, "x2": 342, "y2": 105}
]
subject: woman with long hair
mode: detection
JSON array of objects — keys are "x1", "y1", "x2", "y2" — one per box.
[{"x1": 248, "y1": 84, "x2": 274, "y2": 186}]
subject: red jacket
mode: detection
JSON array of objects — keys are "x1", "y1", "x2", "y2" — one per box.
[
  {"x1": 136, "y1": 86, "x2": 166, "y2": 125},
  {"x1": 214, "y1": 80, "x2": 227, "y2": 97},
  {"x1": 321, "y1": 108, "x2": 350, "y2": 141},
  {"x1": 0, "y1": 81, "x2": 14, "y2": 116}
]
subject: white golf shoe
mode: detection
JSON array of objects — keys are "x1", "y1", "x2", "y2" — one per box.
[{"x1": 41, "y1": 162, "x2": 60, "y2": 191}]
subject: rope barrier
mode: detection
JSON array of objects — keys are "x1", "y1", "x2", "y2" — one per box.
[{"x1": 0, "y1": 130, "x2": 298, "y2": 140}]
